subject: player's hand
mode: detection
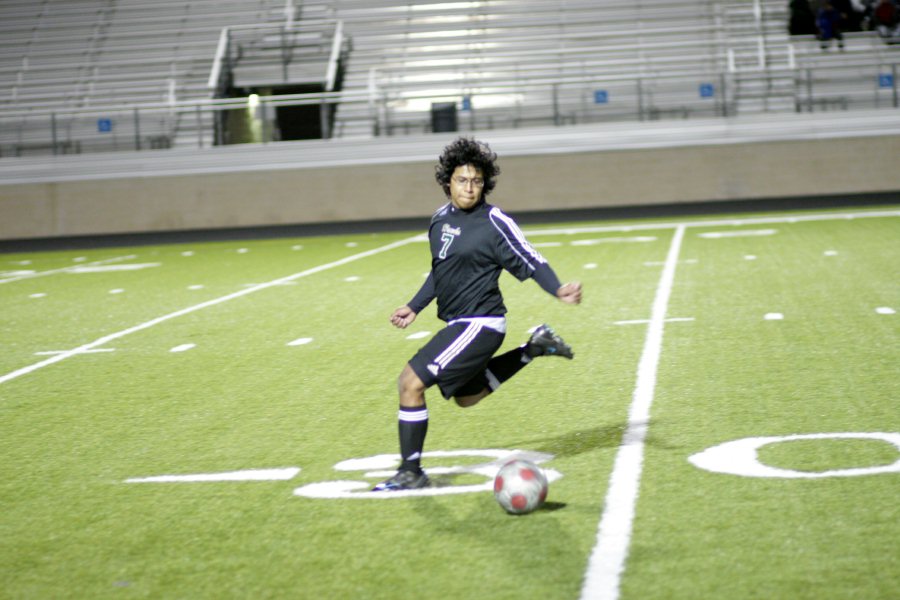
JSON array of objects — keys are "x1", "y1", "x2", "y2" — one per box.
[
  {"x1": 557, "y1": 282, "x2": 582, "y2": 305},
  {"x1": 390, "y1": 305, "x2": 418, "y2": 328}
]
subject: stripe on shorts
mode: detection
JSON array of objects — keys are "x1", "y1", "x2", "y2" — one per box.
[{"x1": 434, "y1": 322, "x2": 482, "y2": 369}]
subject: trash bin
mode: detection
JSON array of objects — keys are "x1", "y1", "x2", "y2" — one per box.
[{"x1": 431, "y1": 102, "x2": 458, "y2": 133}]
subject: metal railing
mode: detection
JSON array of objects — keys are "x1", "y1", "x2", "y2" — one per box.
[{"x1": 1, "y1": 52, "x2": 898, "y2": 157}]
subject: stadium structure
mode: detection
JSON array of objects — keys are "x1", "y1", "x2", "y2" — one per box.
[{"x1": 1, "y1": 0, "x2": 899, "y2": 242}]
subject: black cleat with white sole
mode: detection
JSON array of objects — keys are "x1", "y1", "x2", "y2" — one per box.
[
  {"x1": 525, "y1": 324, "x2": 574, "y2": 359},
  {"x1": 372, "y1": 469, "x2": 431, "y2": 492}
]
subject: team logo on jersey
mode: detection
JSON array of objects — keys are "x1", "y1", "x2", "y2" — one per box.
[
  {"x1": 439, "y1": 224, "x2": 461, "y2": 259},
  {"x1": 427, "y1": 363, "x2": 440, "y2": 376}
]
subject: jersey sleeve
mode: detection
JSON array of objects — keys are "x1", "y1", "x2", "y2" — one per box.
[
  {"x1": 531, "y1": 262, "x2": 563, "y2": 297},
  {"x1": 407, "y1": 271, "x2": 436, "y2": 313},
  {"x1": 488, "y1": 207, "x2": 561, "y2": 296}
]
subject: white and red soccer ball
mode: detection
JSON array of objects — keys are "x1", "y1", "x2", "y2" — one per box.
[{"x1": 493, "y1": 459, "x2": 549, "y2": 514}]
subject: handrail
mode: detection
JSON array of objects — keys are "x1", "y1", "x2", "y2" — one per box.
[
  {"x1": 9, "y1": 54, "x2": 900, "y2": 123},
  {"x1": 325, "y1": 20, "x2": 343, "y2": 92},
  {"x1": 207, "y1": 27, "x2": 231, "y2": 92}
]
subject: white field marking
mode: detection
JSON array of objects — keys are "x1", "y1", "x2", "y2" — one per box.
[
  {"x1": 876, "y1": 307, "x2": 896, "y2": 315},
  {"x1": 580, "y1": 225, "x2": 685, "y2": 600},
  {"x1": 614, "y1": 317, "x2": 694, "y2": 326},
  {"x1": 126, "y1": 467, "x2": 301, "y2": 483},
  {"x1": 109, "y1": 289, "x2": 125, "y2": 294},
  {"x1": 584, "y1": 263, "x2": 598, "y2": 269},
  {"x1": 188, "y1": 285, "x2": 204, "y2": 290},
  {"x1": 764, "y1": 313, "x2": 784, "y2": 320},
  {"x1": 824, "y1": 250, "x2": 839, "y2": 256},
  {"x1": 0, "y1": 236, "x2": 421, "y2": 386},
  {"x1": 0, "y1": 254, "x2": 137, "y2": 285},
  {"x1": 287, "y1": 337, "x2": 314, "y2": 346},
  {"x1": 295, "y1": 449, "x2": 560, "y2": 499},
  {"x1": 571, "y1": 236, "x2": 657, "y2": 245},
  {"x1": 689, "y1": 433, "x2": 900, "y2": 478},
  {"x1": 170, "y1": 344, "x2": 196, "y2": 353},
  {"x1": 237, "y1": 248, "x2": 249, "y2": 254},
  {"x1": 73, "y1": 257, "x2": 87, "y2": 262},
  {"x1": 181, "y1": 251, "x2": 195, "y2": 257},
  {"x1": 241, "y1": 281, "x2": 296, "y2": 287},
  {"x1": 698, "y1": 228, "x2": 777, "y2": 239},
  {"x1": 68, "y1": 263, "x2": 160, "y2": 273},
  {"x1": 344, "y1": 276, "x2": 361, "y2": 282},
  {"x1": 532, "y1": 241, "x2": 563, "y2": 248},
  {"x1": 0, "y1": 270, "x2": 36, "y2": 277},
  {"x1": 29, "y1": 293, "x2": 47, "y2": 299},
  {"x1": 744, "y1": 255, "x2": 758, "y2": 261},
  {"x1": 35, "y1": 348, "x2": 115, "y2": 356},
  {"x1": 406, "y1": 331, "x2": 431, "y2": 340},
  {"x1": 345, "y1": 242, "x2": 358, "y2": 247},
  {"x1": 292, "y1": 245, "x2": 303, "y2": 250},
  {"x1": 521, "y1": 209, "x2": 900, "y2": 238},
  {"x1": 643, "y1": 259, "x2": 697, "y2": 267}
]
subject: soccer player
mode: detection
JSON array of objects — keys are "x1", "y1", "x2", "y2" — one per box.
[{"x1": 373, "y1": 137, "x2": 582, "y2": 492}]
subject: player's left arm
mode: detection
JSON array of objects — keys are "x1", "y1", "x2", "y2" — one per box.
[
  {"x1": 489, "y1": 207, "x2": 582, "y2": 305},
  {"x1": 532, "y1": 262, "x2": 582, "y2": 305},
  {"x1": 556, "y1": 281, "x2": 582, "y2": 305}
]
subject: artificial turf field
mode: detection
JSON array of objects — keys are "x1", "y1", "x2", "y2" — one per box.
[{"x1": 1, "y1": 205, "x2": 898, "y2": 599}]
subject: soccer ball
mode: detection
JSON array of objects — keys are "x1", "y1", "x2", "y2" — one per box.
[{"x1": 493, "y1": 459, "x2": 548, "y2": 515}]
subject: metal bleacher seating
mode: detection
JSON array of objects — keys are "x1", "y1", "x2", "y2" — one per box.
[
  {"x1": 1, "y1": 0, "x2": 898, "y2": 157},
  {"x1": 330, "y1": 0, "x2": 731, "y2": 137},
  {"x1": 790, "y1": 31, "x2": 900, "y2": 112},
  {"x1": 0, "y1": 0, "x2": 287, "y2": 155}
]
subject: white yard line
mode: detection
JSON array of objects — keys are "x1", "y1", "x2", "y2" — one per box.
[
  {"x1": 578, "y1": 208, "x2": 897, "y2": 598},
  {"x1": 0, "y1": 254, "x2": 138, "y2": 284},
  {"x1": 580, "y1": 225, "x2": 686, "y2": 600},
  {"x1": 0, "y1": 237, "x2": 419, "y2": 386}
]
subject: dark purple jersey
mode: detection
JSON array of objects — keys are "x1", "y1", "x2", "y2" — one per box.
[{"x1": 408, "y1": 201, "x2": 561, "y2": 322}]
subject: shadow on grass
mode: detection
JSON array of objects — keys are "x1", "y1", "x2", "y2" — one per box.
[
  {"x1": 517, "y1": 424, "x2": 627, "y2": 458},
  {"x1": 509, "y1": 420, "x2": 678, "y2": 457}
]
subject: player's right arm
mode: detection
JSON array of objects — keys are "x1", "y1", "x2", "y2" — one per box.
[
  {"x1": 390, "y1": 305, "x2": 417, "y2": 328},
  {"x1": 391, "y1": 271, "x2": 436, "y2": 328}
]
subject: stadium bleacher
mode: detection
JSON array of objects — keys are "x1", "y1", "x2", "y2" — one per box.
[{"x1": 1, "y1": 0, "x2": 898, "y2": 156}]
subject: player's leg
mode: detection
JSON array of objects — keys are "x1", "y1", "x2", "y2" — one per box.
[
  {"x1": 455, "y1": 324, "x2": 574, "y2": 407},
  {"x1": 371, "y1": 365, "x2": 431, "y2": 492},
  {"x1": 374, "y1": 323, "x2": 497, "y2": 491},
  {"x1": 396, "y1": 364, "x2": 429, "y2": 473}
]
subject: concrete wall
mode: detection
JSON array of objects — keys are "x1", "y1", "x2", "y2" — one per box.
[{"x1": 2, "y1": 134, "x2": 899, "y2": 240}]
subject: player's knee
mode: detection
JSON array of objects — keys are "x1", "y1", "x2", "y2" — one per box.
[
  {"x1": 454, "y1": 395, "x2": 476, "y2": 408},
  {"x1": 454, "y1": 389, "x2": 489, "y2": 408},
  {"x1": 398, "y1": 364, "x2": 426, "y2": 396}
]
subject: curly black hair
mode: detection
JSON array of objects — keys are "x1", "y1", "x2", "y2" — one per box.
[{"x1": 434, "y1": 137, "x2": 500, "y2": 198}]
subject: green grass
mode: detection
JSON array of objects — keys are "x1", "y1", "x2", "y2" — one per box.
[{"x1": 1, "y1": 206, "x2": 898, "y2": 599}]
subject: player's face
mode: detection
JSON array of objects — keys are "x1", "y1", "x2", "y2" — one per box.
[{"x1": 449, "y1": 164, "x2": 484, "y2": 210}]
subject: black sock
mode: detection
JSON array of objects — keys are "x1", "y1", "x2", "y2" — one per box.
[
  {"x1": 484, "y1": 346, "x2": 531, "y2": 391},
  {"x1": 398, "y1": 405, "x2": 428, "y2": 473}
]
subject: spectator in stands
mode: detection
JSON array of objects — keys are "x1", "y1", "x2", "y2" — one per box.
[
  {"x1": 834, "y1": 0, "x2": 864, "y2": 31},
  {"x1": 817, "y1": 1, "x2": 846, "y2": 49},
  {"x1": 790, "y1": 0, "x2": 818, "y2": 35},
  {"x1": 872, "y1": 0, "x2": 900, "y2": 39}
]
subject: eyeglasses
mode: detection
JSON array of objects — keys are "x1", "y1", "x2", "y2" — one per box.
[{"x1": 452, "y1": 176, "x2": 484, "y2": 188}]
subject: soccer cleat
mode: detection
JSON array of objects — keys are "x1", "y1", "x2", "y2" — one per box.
[
  {"x1": 372, "y1": 469, "x2": 431, "y2": 492},
  {"x1": 525, "y1": 324, "x2": 574, "y2": 359}
]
